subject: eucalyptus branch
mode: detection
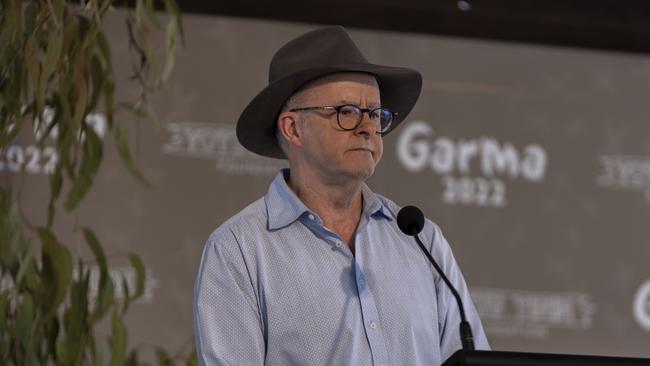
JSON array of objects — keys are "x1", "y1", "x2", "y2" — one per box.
[{"x1": 0, "y1": 0, "x2": 185, "y2": 364}]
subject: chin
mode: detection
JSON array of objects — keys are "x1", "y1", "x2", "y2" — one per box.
[{"x1": 345, "y1": 165, "x2": 375, "y2": 182}]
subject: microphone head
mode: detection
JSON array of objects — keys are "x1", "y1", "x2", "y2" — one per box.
[{"x1": 397, "y1": 205, "x2": 425, "y2": 236}]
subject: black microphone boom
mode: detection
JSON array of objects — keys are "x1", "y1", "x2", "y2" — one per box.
[{"x1": 396, "y1": 205, "x2": 475, "y2": 351}]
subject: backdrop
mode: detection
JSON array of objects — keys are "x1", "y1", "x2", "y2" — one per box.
[{"x1": 6, "y1": 11, "x2": 650, "y2": 359}]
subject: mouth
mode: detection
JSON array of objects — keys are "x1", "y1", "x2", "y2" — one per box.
[{"x1": 348, "y1": 147, "x2": 373, "y2": 154}]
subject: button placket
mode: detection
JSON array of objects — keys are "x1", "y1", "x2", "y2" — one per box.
[{"x1": 353, "y1": 232, "x2": 389, "y2": 364}]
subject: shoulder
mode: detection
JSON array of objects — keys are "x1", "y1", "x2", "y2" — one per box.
[{"x1": 205, "y1": 196, "x2": 268, "y2": 249}]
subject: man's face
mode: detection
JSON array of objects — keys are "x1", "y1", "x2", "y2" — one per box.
[{"x1": 286, "y1": 73, "x2": 384, "y2": 184}]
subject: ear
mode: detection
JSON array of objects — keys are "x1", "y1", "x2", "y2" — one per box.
[{"x1": 277, "y1": 111, "x2": 305, "y2": 148}]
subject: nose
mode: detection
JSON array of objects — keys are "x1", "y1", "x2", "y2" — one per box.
[{"x1": 354, "y1": 111, "x2": 380, "y2": 138}]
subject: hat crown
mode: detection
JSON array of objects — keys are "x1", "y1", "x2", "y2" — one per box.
[{"x1": 269, "y1": 26, "x2": 368, "y2": 83}]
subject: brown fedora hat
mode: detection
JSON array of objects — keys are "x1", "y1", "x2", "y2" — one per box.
[{"x1": 236, "y1": 25, "x2": 422, "y2": 159}]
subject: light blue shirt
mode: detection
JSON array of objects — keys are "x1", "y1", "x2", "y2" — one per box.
[{"x1": 194, "y1": 170, "x2": 489, "y2": 365}]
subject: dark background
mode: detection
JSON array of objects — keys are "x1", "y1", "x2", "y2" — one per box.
[{"x1": 175, "y1": 0, "x2": 650, "y2": 54}]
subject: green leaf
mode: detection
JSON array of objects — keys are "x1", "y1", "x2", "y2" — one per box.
[
  {"x1": 0, "y1": 187, "x2": 17, "y2": 269},
  {"x1": 185, "y1": 349, "x2": 198, "y2": 366},
  {"x1": 0, "y1": 291, "x2": 10, "y2": 331},
  {"x1": 24, "y1": 34, "x2": 40, "y2": 99},
  {"x1": 144, "y1": 0, "x2": 161, "y2": 28},
  {"x1": 23, "y1": 2, "x2": 39, "y2": 36},
  {"x1": 38, "y1": 26, "x2": 63, "y2": 113},
  {"x1": 70, "y1": 52, "x2": 89, "y2": 131},
  {"x1": 103, "y1": 77, "x2": 115, "y2": 126},
  {"x1": 93, "y1": 268, "x2": 114, "y2": 324},
  {"x1": 121, "y1": 275, "x2": 131, "y2": 314},
  {"x1": 89, "y1": 335, "x2": 115, "y2": 366},
  {"x1": 96, "y1": 30, "x2": 113, "y2": 71},
  {"x1": 38, "y1": 227, "x2": 73, "y2": 318},
  {"x1": 125, "y1": 350, "x2": 139, "y2": 366},
  {"x1": 155, "y1": 347, "x2": 174, "y2": 366},
  {"x1": 52, "y1": 0, "x2": 65, "y2": 26},
  {"x1": 88, "y1": 54, "x2": 105, "y2": 112},
  {"x1": 44, "y1": 316, "x2": 61, "y2": 363},
  {"x1": 83, "y1": 227, "x2": 106, "y2": 269},
  {"x1": 114, "y1": 121, "x2": 150, "y2": 186},
  {"x1": 163, "y1": 0, "x2": 184, "y2": 38},
  {"x1": 83, "y1": 228, "x2": 114, "y2": 322},
  {"x1": 160, "y1": 17, "x2": 178, "y2": 86},
  {"x1": 15, "y1": 238, "x2": 38, "y2": 285},
  {"x1": 109, "y1": 308, "x2": 127, "y2": 366},
  {"x1": 129, "y1": 254, "x2": 145, "y2": 300},
  {"x1": 63, "y1": 265, "x2": 90, "y2": 364},
  {"x1": 16, "y1": 292, "x2": 35, "y2": 355},
  {"x1": 64, "y1": 126, "x2": 103, "y2": 210}
]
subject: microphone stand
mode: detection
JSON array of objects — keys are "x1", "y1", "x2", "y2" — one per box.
[{"x1": 409, "y1": 227, "x2": 475, "y2": 351}]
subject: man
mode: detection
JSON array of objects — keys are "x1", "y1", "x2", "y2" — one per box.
[{"x1": 194, "y1": 26, "x2": 489, "y2": 365}]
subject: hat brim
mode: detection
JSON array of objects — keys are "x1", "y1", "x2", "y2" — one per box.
[{"x1": 236, "y1": 63, "x2": 422, "y2": 159}]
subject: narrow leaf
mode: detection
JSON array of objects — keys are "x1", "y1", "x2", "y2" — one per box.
[
  {"x1": 144, "y1": 0, "x2": 161, "y2": 28},
  {"x1": 83, "y1": 228, "x2": 114, "y2": 322},
  {"x1": 129, "y1": 254, "x2": 145, "y2": 300},
  {"x1": 109, "y1": 308, "x2": 127, "y2": 366},
  {"x1": 163, "y1": 0, "x2": 184, "y2": 38},
  {"x1": 0, "y1": 291, "x2": 10, "y2": 331},
  {"x1": 38, "y1": 227, "x2": 73, "y2": 318},
  {"x1": 44, "y1": 312, "x2": 60, "y2": 361},
  {"x1": 114, "y1": 121, "x2": 150, "y2": 186},
  {"x1": 64, "y1": 126, "x2": 103, "y2": 210},
  {"x1": 38, "y1": 26, "x2": 63, "y2": 113},
  {"x1": 121, "y1": 276, "x2": 131, "y2": 314},
  {"x1": 83, "y1": 227, "x2": 106, "y2": 269},
  {"x1": 70, "y1": 57, "x2": 90, "y2": 133},
  {"x1": 15, "y1": 238, "x2": 38, "y2": 285},
  {"x1": 63, "y1": 265, "x2": 89, "y2": 363},
  {"x1": 16, "y1": 292, "x2": 35, "y2": 353},
  {"x1": 24, "y1": 34, "x2": 40, "y2": 99},
  {"x1": 160, "y1": 17, "x2": 178, "y2": 86}
]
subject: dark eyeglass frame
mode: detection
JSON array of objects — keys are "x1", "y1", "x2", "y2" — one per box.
[{"x1": 289, "y1": 104, "x2": 397, "y2": 135}]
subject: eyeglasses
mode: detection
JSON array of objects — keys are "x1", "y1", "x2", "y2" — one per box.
[{"x1": 289, "y1": 104, "x2": 397, "y2": 135}]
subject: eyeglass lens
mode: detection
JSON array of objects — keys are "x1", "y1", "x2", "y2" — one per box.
[{"x1": 338, "y1": 105, "x2": 393, "y2": 132}]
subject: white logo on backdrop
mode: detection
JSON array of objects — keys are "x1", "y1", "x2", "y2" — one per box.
[
  {"x1": 471, "y1": 287, "x2": 596, "y2": 339},
  {"x1": 0, "y1": 107, "x2": 107, "y2": 175},
  {"x1": 396, "y1": 121, "x2": 548, "y2": 208},
  {"x1": 633, "y1": 280, "x2": 650, "y2": 331},
  {"x1": 162, "y1": 122, "x2": 287, "y2": 176},
  {"x1": 596, "y1": 155, "x2": 650, "y2": 203}
]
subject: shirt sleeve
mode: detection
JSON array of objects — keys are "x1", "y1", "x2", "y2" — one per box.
[
  {"x1": 193, "y1": 228, "x2": 265, "y2": 366},
  {"x1": 427, "y1": 222, "x2": 491, "y2": 361}
]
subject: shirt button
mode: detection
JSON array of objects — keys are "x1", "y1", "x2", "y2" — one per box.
[
  {"x1": 358, "y1": 277, "x2": 365, "y2": 286},
  {"x1": 308, "y1": 214, "x2": 315, "y2": 220},
  {"x1": 335, "y1": 241, "x2": 342, "y2": 248},
  {"x1": 369, "y1": 321, "x2": 377, "y2": 329}
]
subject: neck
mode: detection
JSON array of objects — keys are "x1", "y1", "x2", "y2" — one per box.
[{"x1": 287, "y1": 167, "x2": 364, "y2": 247}]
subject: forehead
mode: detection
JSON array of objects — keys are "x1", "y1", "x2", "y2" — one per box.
[{"x1": 293, "y1": 72, "x2": 380, "y2": 102}]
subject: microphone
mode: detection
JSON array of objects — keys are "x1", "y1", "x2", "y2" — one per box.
[{"x1": 396, "y1": 205, "x2": 475, "y2": 351}]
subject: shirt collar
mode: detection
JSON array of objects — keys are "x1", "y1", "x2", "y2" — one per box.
[
  {"x1": 360, "y1": 183, "x2": 394, "y2": 221},
  {"x1": 266, "y1": 169, "x2": 394, "y2": 230}
]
